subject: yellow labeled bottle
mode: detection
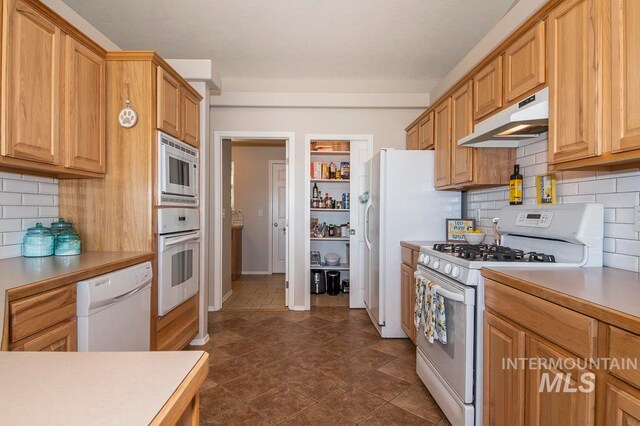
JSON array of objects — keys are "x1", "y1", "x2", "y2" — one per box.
[{"x1": 509, "y1": 164, "x2": 523, "y2": 205}]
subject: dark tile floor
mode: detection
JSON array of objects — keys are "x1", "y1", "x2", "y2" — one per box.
[{"x1": 192, "y1": 307, "x2": 451, "y2": 425}]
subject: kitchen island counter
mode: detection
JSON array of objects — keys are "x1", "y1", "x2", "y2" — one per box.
[
  {"x1": 483, "y1": 267, "x2": 640, "y2": 334},
  {"x1": 0, "y1": 350, "x2": 208, "y2": 425}
]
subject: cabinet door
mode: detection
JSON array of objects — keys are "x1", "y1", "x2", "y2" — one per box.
[
  {"x1": 606, "y1": 385, "x2": 640, "y2": 426},
  {"x1": 526, "y1": 336, "x2": 595, "y2": 426},
  {"x1": 14, "y1": 319, "x2": 77, "y2": 352},
  {"x1": 473, "y1": 56, "x2": 503, "y2": 121},
  {"x1": 64, "y1": 36, "x2": 105, "y2": 173},
  {"x1": 504, "y1": 21, "x2": 546, "y2": 103},
  {"x1": 611, "y1": 0, "x2": 640, "y2": 154},
  {"x1": 406, "y1": 124, "x2": 419, "y2": 150},
  {"x1": 181, "y1": 88, "x2": 200, "y2": 148},
  {"x1": 3, "y1": 0, "x2": 61, "y2": 165},
  {"x1": 400, "y1": 263, "x2": 415, "y2": 343},
  {"x1": 434, "y1": 99, "x2": 452, "y2": 188},
  {"x1": 157, "y1": 67, "x2": 181, "y2": 138},
  {"x1": 451, "y1": 81, "x2": 474, "y2": 185},
  {"x1": 418, "y1": 111, "x2": 434, "y2": 150},
  {"x1": 547, "y1": 0, "x2": 600, "y2": 164},
  {"x1": 483, "y1": 311, "x2": 525, "y2": 426}
]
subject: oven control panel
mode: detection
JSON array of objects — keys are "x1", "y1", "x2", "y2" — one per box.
[{"x1": 515, "y1": 211, "x2": 553, "y2": 228}]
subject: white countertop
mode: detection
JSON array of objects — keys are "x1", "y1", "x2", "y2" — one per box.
[{"x1": 0, "y1": 351, "x2": 205, "y2": 425}]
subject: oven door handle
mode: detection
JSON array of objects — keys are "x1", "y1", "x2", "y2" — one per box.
[
  {"x1": 164, "y1": 233, "x2": 200, "y2": 247},
  {"x1": 435, "y1": 286, "x2": 464, "y2": 303}
]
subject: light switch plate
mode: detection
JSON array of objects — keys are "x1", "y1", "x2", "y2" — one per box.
[{"x1": 634, "y1": 206, "x2": 640, "y2": 232}]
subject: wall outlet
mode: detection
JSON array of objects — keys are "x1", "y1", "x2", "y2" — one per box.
[
  {"x1": 258, "y1": 209, "x2": 264, "y2": 217},
  {"x1": 635, "y1": 206, "x2": 640, "y2": 232}
]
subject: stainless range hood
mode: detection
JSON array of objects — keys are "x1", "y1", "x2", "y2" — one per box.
[{"x1": 458, "y1": 87, "x2": 548, "y2": 148}]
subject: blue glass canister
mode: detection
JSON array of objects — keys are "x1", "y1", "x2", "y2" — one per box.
[
  {"x1": 22, "y1": 223, "x2": 55, "y2": 257},
  {"x1": 54, "y1": 228, "x2": 82, "y2": 256},
  {"x1": 50, "y1": 218, "x2": 73, "y2": 236}
]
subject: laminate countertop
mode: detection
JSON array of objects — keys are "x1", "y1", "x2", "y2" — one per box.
[
  {"x1": 400, "y1": 241, "x2": 439, "y2": 251},
  {"x1": 0, "y1": 251, "x2": 155, "y2": 345},
  {"x1": 483, "y1": 267, "x2": 640, "y2": 334},
  {"x1": 0, "y1": 351, "x2": 208, "y2": 425}
]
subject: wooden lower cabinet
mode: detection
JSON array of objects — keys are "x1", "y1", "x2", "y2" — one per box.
[
  {"x1": 606, "y1": 385, "x2": 640, "y2": 426},
  {"x1": 156, "y1": 294, "x2": 199, "y2": 351},
  {"x1": 12, "y1": 319, "x2": 77, "y2": 352},
  {"x1": 483, "y1": 311, "x2": 525, "y2": 426},
  {"x1": 526, "y1": 335, "x2": 596, "y2": 426},
  {"x1": 400, "y1": 263, "x2": 415, "y2": 343},
  {"x1": 231, "y1": 226, "x2": 243, "y2": 280}
]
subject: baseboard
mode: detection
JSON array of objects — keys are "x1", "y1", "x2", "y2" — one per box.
[
  {"x1": 240, "y1": 270, "x2": 270, "y2": 275},
  {"x1": 222, "y1": 289, "x2": 233, "y2": 303},
  {"x1": 207, "y1": 305, "x2": 217, "y2": 312},
  {"x1": 189, "y1": 334, "x2": 210, "y2": 347}
]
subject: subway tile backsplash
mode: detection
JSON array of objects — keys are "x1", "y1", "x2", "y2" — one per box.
[
  {"x1": 0, "y1": 172, "x2": 59, "y2": 259},
  {"x1": 465, "y1": 138, "x2": 640, "y2": 273}
]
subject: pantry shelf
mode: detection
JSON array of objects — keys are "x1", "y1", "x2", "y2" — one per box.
[
  {"x1": 310, "y1": 179, "x2": 350, "y2": 183},
  {"x1": 310, "y1": 209, "x2": 350, "y2": 212},
  {"x1": 310, "y1": 237, "x2": 350, "y2": 241},
  {"x1": 310, "y1": 263, "x2": 350, "y2": 270},
  {"x1": 310, "y1": 151, "x2": 350, "y2": 156}
]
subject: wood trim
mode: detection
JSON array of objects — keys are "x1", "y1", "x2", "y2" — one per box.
[
  {"x1": 482, "y1": 268, "x2": 640, "y2": 335},
  {"x1": 405, "y1": 0, "x2": 564, "y2": 131},
  {"x1": 156, "y1": 294, "x2": 199, "y2": 351},
  {"x1": 150, "y1": 352, "x2": 209, "y2": 426}
]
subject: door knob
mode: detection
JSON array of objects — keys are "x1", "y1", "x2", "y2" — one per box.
[{"x1": 273, "y1": 223, "x2": 278, "y2": 228}]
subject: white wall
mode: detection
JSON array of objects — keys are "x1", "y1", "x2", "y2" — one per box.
[
  {"x1": 231, "y1": 145, "x2": 286, "y2": 273},
  {"x1": 212, "y1": 107, "x2": 421, "y2": 309},
  {"x1": 465, "y1": 139, "x2": 640, "y2": 273}
]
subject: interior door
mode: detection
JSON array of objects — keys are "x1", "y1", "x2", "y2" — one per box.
[
  {"x1": 271, "y1": 162, "x2": 286, "y2": 274},
  {"x1": 349, "y1": 139, "x2": 371, "y2": 309}
]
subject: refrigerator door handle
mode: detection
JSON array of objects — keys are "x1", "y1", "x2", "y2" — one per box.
[{"x1": 364, "y1": 203, "x2": 372, "y2": 249}]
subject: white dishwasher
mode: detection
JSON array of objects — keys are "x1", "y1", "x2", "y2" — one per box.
[{"x1": 77, "y1": 262, "x2": 152, "y2": 351}]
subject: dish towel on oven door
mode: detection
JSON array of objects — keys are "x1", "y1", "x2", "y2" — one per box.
[{"x1": 414, "y1": 272, "x2": 448, "y2": 344}]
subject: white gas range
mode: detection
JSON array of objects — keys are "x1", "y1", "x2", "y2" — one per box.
[{"x1": 414, "y1": 203, "x2": 604, "y2": 426}]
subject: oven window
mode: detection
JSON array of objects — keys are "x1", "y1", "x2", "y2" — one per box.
[
  {"x1": 169, "y1": 157, "x2": 190, "y2": 187},
  {"x1": 171, "y1": 249, "x2": 193, "y2": 287}
]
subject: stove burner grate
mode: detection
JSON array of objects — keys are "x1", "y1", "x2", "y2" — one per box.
[{"x1": 432, "y1": 243, "x2": 556, "y2": 263}]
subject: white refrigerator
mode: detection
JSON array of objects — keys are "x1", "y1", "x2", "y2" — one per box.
[{"x1": 364, "y1": 149, "x2": 461, "y2": 338}]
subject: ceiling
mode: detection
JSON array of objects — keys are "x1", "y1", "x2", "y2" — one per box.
[{"x1": 63, "y1": 0, "x2": 519, "y2": 93}]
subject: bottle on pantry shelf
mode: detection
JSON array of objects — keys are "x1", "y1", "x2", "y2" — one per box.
[
  {"x1": 322, "y1": 163, "x2": 329, "y2": 180},
  {"x1": 329, "y1": 225, "x2": 335, "y2": 237},
  {"x1": 509, "y1": 164, "x2": 523, "y2": 205},
  {"x1": 329, "y1": 162, "x2": 337, "y2": 179},
  {"x1": 324, "y1": 194, "x2": 329, "y2": 208},
  {"x1": 313, "y1": 182, "x2": 319, "y2": 198}
]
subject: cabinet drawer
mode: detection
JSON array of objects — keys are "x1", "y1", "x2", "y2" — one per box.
[
  {"x1": 485, "y1": 279, "x2": 597, "y2": 358},
  {"x1": 10, "y1": 285, "x2": 76, "y2": 343},
  {"x1": 401, "y1": 246, "x2": 416, "y2": 268},
  {"x1": 608, "y1": 326, "x2": 640, "y2": 389}
]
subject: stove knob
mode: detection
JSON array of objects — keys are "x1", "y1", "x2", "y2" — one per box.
[
  {"x1": 451, "y1": 266, "x2": 461, "y2": 278},
  {"x1": 433, "y1": 260, "x2": 440, "y2": 269},
  {"x1": 418, "y1": 253, "x2": 425, "y2": 263},
  {"x1": 444, "y1": 264, "x2": 452, "y2": 275},
  {"x1": 423, "y1": 255, "x2": 430, "y2": 265}
]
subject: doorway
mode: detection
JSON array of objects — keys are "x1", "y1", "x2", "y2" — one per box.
[{"x1": 212, "y1": 132, "x2": 295, "y2": 312}]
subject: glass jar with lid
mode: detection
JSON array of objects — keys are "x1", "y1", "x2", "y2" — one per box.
[
  {"x1": 54, "y1": 228, "x2": 82, "y2": 256},
  {"x1": 50, "y1": 217, "x2": 74, "y2": 236},
  {"x1": 22, "y1": 223, "x2": 55, "y2": 257}
]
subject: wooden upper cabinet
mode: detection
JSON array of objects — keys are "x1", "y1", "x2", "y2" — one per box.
[
  {"x1": 406, "y1": 123, "x2": 419, "y2": 150},
  {"x1": 418, "y1": 111, "x2": 435, "y2": 150},
  {"x1": 526, "y1": 336, "x2": 596, "y2": 426},
  {"x1": 547, "y1": 0, "x2": 600, "y2": 164},
  {"x1": 434, "y1": 99, "x2": 452, "y2": 188},
  {"x1": 606, "y1": 385, "x2": 640, "y2": 426},
  {"x1": 64, "y1": 36, "x2": 106, "y2": 173},
  {"x1": 451, "y1": 81, "x2": 474, "y2": 185},
  {"x1": 473, "y1": 56, "x2": 503, "y2": 121},
  {"x1": 157, "y1": 67, "x2": 182, "y2": 138},
  {"x1": 3, "y1": 0, "x2": 61, "y2": 165},
  {"x1": 181, "y1": 88, "x2": 200, "y2": 148},
  {"x1": 504, "y1": 21, "x2": 546, "y2": 103},
  {"x1": 484, "y1": 311, "x2": 525, "y2": 426},
  {"x1": 611, "y1": 0, "x2": 640, "y2": 155}
]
